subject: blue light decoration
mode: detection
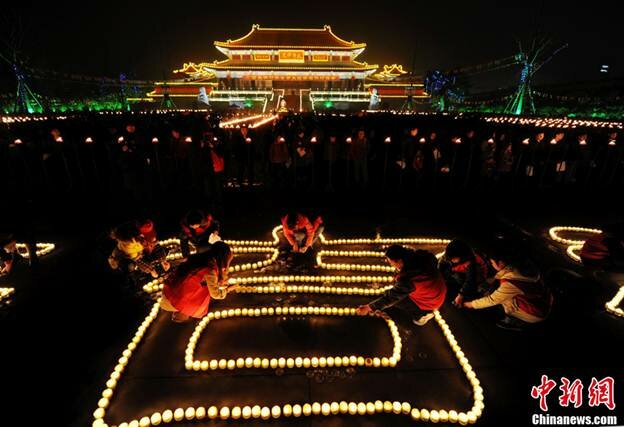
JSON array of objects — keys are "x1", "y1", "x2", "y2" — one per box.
[{"x1": 424, "y1": 70, "x2": 464, "y2": 111}]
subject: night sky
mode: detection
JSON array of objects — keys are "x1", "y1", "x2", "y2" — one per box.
[{"x1": 2, "y1": 1, "x2": 622, "y2": 92}]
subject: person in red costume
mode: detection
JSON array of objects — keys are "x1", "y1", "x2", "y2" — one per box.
[
  {"x1": 160, "y1": 241, "x2": 235, "y2": 322},
  {"x1": 357, "y1": 245, "x2": 447, "y2": 326},
  {"x1": 137, "y1": 219, "x2": 170, "y2": 277},
  {"x1": 280, "y1": 212, "x2": 324, "y2": 254}
]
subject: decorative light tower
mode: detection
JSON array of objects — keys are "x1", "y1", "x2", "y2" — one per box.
[
  {"x1": 504, "y1": 38, "x2": 567, "y2": 115},
  {"x1": 0, "y1": 15, "x2": 44, "y2": 113},
  {"x1": 1, "y1": 51, "x2": 43, "y2": 114}
]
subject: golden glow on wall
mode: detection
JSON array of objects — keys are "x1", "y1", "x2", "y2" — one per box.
[
  {"x1": 278, "y1": 50, "x2": 305, "y2": 63},
  {"x1": 312, "y1": 54, "x2": 330, "y2": 62}
]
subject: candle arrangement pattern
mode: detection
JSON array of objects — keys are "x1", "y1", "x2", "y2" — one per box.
[
  {"x1": 548, "y1": 226, "x2": 623, "y2": 318},
  {"x1": 16, "y1": 242, "x2": 56, "y2": 258},
  {"x1": 185, "y1": 305, "x2": 402, "y2": 372},
  {"x1": 144, "y1": 227, "x2": 449, "y2": 296},
  {"x1": 93, "y1": 228, "x2": 485, "y2": 427},
  {"x1": 1, "y1": 242, "x2": 56, "y2": 306}
]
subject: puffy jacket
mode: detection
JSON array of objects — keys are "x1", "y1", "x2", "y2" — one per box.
[{"x1": 470, "y1": 265, "x2": 553, "y2": 323}]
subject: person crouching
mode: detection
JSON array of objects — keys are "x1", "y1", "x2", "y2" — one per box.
[
  {"x1": 160, "y1": 241, "x2": 235, "y2": 322},
  {"x1": 280, "y1": 212, "x2": 324, "y2": 254},
  {"x1": 462, "y1": 245, "x2": 553, "y2": 331},
  {"x1": 357, "y1": 245, "x2": 447, "y2": 326}
]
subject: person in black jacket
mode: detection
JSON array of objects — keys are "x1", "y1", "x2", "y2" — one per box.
[{"x1": 440, "y1": 239, "x2": 490, "y2": 307}]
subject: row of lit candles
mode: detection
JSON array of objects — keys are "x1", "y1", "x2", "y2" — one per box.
[
  {"x1": 144, "y1": 280, "x2": 394, "y2": 296},
  {"x1": 316, "y1": 250, "x2": 392, "y2": 272},
  {"x1": 316, "y1": 249, "x2": 445, "y2": 272},
  {"x1": 548, "y1": 226, "x2": 623, "y2": 318},
  {"x1": 605, "y1": 287, "x2": 624, "y2": 318},
  {"x1": 2, "y1": 115, "x2": 68, "y2": 124},
  {"x1": 2, "y1": 110, "x2": 213, "y2": 124},
  {"x1": 218, "y1": 114, "x2": 265, "y2": 128},
  {"x1": 184, "y1": 305, "x2": 401, "y2": 372},
  {"x1": 548, "y1": 226, "x2": 602, "y2": 245},
  {"x1": 0, "y1": 287, "x2": 15, "y2": 304},
  {"x1": 92, "y1": 299, "x2": 484, "y2": 427},
  {"x1": 483, "y1": 116, "x2": 622, "y2": 129},
  {"x1": 229, "y1": 275, "x2": 394, "y2": 285},
  {"x1": 15, "y1": 242, "x2": 56, "y2": 258},
  {"x1": 219, "y1": 114, "x2": 279, "y2": 129},
  {"x1": 320, "y1": 235, "x2": 450, "y2": 246},
  {"x1": 8, "y1": 131, "x2": 617, "y2": 147},
  {"x1": 234, "y1": 284, "x2": 392, "y2": 296},
  {"x1": 161, "y1": 243, "x2": 279, "y2": 272},
  {"x1": 4, "y1": 110, "x2": 620, "y2": 130},
  {"x1": 146, "y1": 228, "x2": 448, "y2": 296},
  {"x1": 158, "y1": 227, "x2": 448, "y2": 250},
  {"x1": 98, "y1": 400, "x2": 479, "y2": 426}
]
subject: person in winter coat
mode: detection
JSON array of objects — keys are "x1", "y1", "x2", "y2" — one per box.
[
  {"x1": 160, "y1": 241, "x2": 235, "y2": 322},
  {"x1": 357, "y1": 245, "x2": 447, "y2": 326},
  {"x1": 463, "y1": 245, "x2": 553, "y2": 331},
  {"x1": 108, "y1": 221, "x2": 164, "y2": 284},
  {"x1": 440, "y1": 239, "x2": 490, "y2": 307},
  {"x1": 280, "y1": 212, "x2": 324, "y2": 254}
]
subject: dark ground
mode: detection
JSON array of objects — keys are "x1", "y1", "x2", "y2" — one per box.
[{"x1": 1, "y1": 186, "x2": 623, "y2": 427}]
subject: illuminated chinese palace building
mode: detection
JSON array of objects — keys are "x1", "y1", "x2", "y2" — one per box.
[{"x1": 145, "y1": 25, "x2": 429, "y2": 111}]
